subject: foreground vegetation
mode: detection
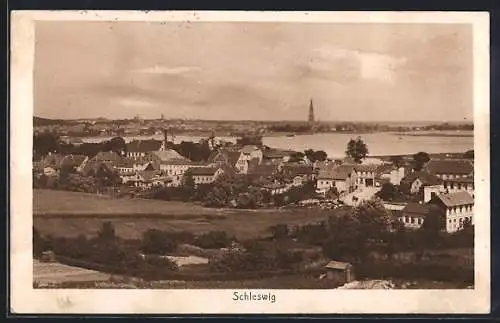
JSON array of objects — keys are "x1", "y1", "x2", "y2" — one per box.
[{"x1": 34, "y1": 198, "x2": 474, "y2": 287}]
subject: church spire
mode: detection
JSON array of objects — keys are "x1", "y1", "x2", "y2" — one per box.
[{"x1": 308, "y1": 98, "x2": 315, "y2": 123}]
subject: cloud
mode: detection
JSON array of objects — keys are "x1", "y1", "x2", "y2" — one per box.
[
  {"x1": 133, "y1": 65, "x2": 201, "y2": 75},
  {"x1": 310, "y1": 46, "x2": 407, "y2": 83},
  {"x1": 113, "y1": 97, "x2": 158, "y2": 108}
]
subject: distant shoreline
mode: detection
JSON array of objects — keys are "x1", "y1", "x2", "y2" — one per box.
[{"x1": 73, "y1": 130, "x2": 473, "y2": 141}]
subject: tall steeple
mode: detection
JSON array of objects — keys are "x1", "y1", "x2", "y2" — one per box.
[{"x1": 308, "y1": 99, "x2": 315, "y2": 123}]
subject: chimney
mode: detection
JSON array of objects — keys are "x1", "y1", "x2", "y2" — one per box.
[{"x1": 162, "y1": 128, "x2": 168, "y2": 151}]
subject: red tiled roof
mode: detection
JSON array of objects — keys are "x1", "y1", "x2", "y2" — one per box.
[
  {"x1": 93, "y1": 151, "x2": 122, "y2": 163},
  {"x1": 161, "y1": 158, "x2": 194, "y2": 166},
  {"x1": 152, "y1": 149, "x2": 187, "y2": 161},
  {"x1": 281, "y1": 164, "x2": 314, "y2": 177},
  {"x1": 425, "y1": 159, "x2": 473, "y2": 176},
  {"x1": 263, "y1": 149, "x2": 294, "y2": 159},
  {"x1": 353, "y1": 164, "x2": 380, "y2": 173},
  {"x1": 187, "y1": 166, "x2": 220, "y2": 176},
  {"x1": 126, "y1": 140, "x2": 163, "y2": 153},
  {"x1": 402, "y1": 203, "x2": 431, "y2": 218},
  {"x1": 248, "y1": 164, "x2": 279, "y2": 176},
  {"x1": 402, "y1": 171, "x2": 442, "y2": 186},
  {"x1": 208, "y1": 150, "x2": 241, "y2": 166},
  {"x1": 317, "y1": 164, "x2": 355, "y2": 180},
  {"x1": 435, "y1": 191, "x2": 474, "y2": 207},
  {"x1": 444, "y1": 175, "x2": 474, "y2": 184}
]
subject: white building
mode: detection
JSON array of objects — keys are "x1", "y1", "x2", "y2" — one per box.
[
  {"x1": 239, "y1": 145, "x2": 263, "y2": 164},
  {"x1": 429, "y1": 191, "x2": 474, "y2": 233}
]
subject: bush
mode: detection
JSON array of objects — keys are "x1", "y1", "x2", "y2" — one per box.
[
  {"x1": 141, "y1": 229, "x2": 179, "y2": 255},
  {"x1": 194, "y1": 231, "x2": 233, "y2": 249}
]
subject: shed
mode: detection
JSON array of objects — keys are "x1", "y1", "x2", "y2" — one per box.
[{"x1": 324, "y1": 260, "x2": 355, "y2": 284}]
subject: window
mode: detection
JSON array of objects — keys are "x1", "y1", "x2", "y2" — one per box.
[{"x1": 411, "y1": 218, "x2": 415, "y2": 224}]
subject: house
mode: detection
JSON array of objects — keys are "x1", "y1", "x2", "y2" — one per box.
[
  {"x1": 429, "y1": 191, "x2": 474, "y2": 233},
  {"x1": 150, "y1": 149, "x2": 188, "y2": 163},
  {"x1": 138, "y1": 171, "x2": 171, "y2": 188},
  {"x1": 186, "y1": 167, "x2": 224, "y2": 185},
  {"x1": 401, "y1": 171, "x2": 442, "y2": 194},
  {"x1": 81, "y1": 161, "x2": 116, "y2": 178},
  {"x1": 262, "y1": 149, "x2": 294, "y2": 164},
  {"x1": 60, "y1": 155, "x2": 88, "y2": 173},
  {"x1": 126, "y1": 140, "x2": 163, "y2": 159},
  {"x1": 159, "y1": 159, "x2": 196, "y2": 185},
  {"x1": 316, "y1": 164, "x2": 356, "y2": 195},
  {"x1": 323, "y1": 261, "x2": 355, "y2": 285},
  {"x1": 280, "y1": 164, "x2": 315, "y2": 180},
  {"x1": 115, "y1": 158, "x2": 136, "y2": 175},
  {"x1": 399, "y1": 203, "x2": 430, "y2": 229},
  {"x1": 293, "y1": 175, "x2": 307, "y2": 186},
  {"x1": 208, "y1": 149, "x2": 242, "y2": 169},
  {"x1": 92, "y1": 151, "x2": 123, "y2": 166},
  {"x1": 442, "y1": 175, "x2": 474, "y2": 198},
  {"x1": 352, "y1": 164, "x2": 379, "y2": 188},
  {"x1": 123, "y1": 170, "x2": 171, "y2": 189},
  {"x1": 239, "y1": 145, "x2": 264, "y2": 164},
  {"x1": 247, "y1": 163, "x2": 280, "y2": 182},
  {"x1": 424, "y1": 159, "x2": 474, "y2": 180},
  {"x1": 121, "y1": 172, "x2": 143, "y2": 185},
  {"x1": 360, "y1": 157, "x2": 385, "y2": 165},
  {"x1": 235, "y1": 157, "x2": 261, "y2": 174},
  {"x1": 262, "y1": 182, "x2": 290, "y2": 195},
  {"x1": 376, "y1": 164, "x2": 405, "y2": 186},
  {"x1": 39, "y1": 153, "x2": 65, "y2": 172}
]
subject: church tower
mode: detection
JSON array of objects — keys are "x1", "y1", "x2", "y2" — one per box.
[{"x1": 308, "y1": 99, "x2": 315, "y2": 124}]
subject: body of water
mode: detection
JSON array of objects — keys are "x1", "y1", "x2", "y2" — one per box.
[{"x1": 80, "y1": 132, "x2": 473, "y2": 158}]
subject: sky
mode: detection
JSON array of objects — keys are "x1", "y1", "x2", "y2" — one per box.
[{"x1": 34, "y1": 21, "x2": 473, "y2": 122}]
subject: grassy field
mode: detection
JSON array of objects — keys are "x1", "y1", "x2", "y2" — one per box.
[
  {"x1": 33, "y1": 259, "x2": 111, "y2": 285},
  {"x1": 34, "y1": 189, "x2": 338, "y2": 240}
]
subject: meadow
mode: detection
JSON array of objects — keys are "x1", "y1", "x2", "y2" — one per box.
[{"x1": 33, "y1": 189, "x2": 337, "y2": 240}]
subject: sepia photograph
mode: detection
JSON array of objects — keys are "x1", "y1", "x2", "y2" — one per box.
[{"x1": 10, "y1": 11, "x2": 490, "y2": 314}]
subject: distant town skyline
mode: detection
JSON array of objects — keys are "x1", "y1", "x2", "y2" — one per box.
[{"x1": 34, "y1": 21, "x2": 473, "y2": 122}]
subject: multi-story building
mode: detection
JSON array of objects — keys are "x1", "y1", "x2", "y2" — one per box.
[
  {"x1": 424, "y1": 159, "x2": 474, "y2": 180},
  {"x1": 429, "y1": 191, "x2": 474, "y2": 233}
]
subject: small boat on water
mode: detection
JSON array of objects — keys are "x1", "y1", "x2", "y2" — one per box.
[{"x1": 286, "y1": 134, "x2": 295, "y2": 137}]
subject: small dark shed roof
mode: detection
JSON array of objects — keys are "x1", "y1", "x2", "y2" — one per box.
[{"x1": 325, "y1": 260, "x2": 352, "y2": 270}]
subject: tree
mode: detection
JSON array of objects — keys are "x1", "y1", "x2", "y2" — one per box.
[
  {"x1": 181, "y1": 171, "x2": 195, "y2": 191},
  {"x1": 323, "y1": 214, "x2": 361, "y2": 262},
  {"x1": 97, "y1": 221, "x2": 116, "y2": 241},
  {"x1": 313, "y1": 150, "x2": 328, "y2": 162},
  {"x1": 289, "y1": 151, "x2": 305, "y2": 163},
  {"x1": 463, "y1": 150, "x2": 474, "y2": 159},
  {"x1": 350, "y1": 199, "x2": 392, "y2": 260},
  {"x1": 412, "y1": 151, "x2": 430, "y2": 171},
  {"x1": 269, "y1": 224, "x2": 289, "y2": 240},
  {"x1": 33, "y1": 132, "x2": 60, "y2": 157},
  {"x1": 389, "y1": 155, "x2": 403, "y2": 168},
  {"x1": 104, "y1": 137, "x2": 127, "y2": 155},
  {"x1": 376, "y1": 182, "x2": 397, "y2": 201},
  {"x1": 420, "y1": 204, "x2": 444, "y2": 247},
  {"x1": 345, "y1": 137, "x2": 368, "y2": 163},
  {"x1": 142, "y1": 229, "x2": 178, "y2": 255},
  {"x1": 304, "y1": 149, "x2": 328, "y2": 163},
  {"x1": 95, "y1": 163, "x2": 120, "y2": 187},
  {"x1": 326, "y1": 186, "x2": 339, "y2": 200},
  {"x1": 195, "y1": 231, "x2": 232, "y2": 249},
  {"x1": 236, "y1": 135, "x2": 263, "y2": 147}
]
